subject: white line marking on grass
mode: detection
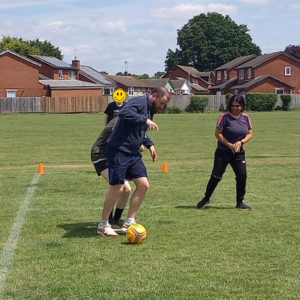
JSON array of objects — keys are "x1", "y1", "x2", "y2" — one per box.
[{"x1": 0, "y1": 173, "x2": 40, "y2": 298}]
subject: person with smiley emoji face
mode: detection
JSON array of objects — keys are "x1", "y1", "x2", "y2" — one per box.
[
  {"x1": 104, "y1": 89, "x2": 127, "y2": 126},
  {"x1": 97, "y1": 87, "x2": 170, "y2": 237},
  {"x1": 197, "y1": 94, "x2": 253, "y2": 211}
]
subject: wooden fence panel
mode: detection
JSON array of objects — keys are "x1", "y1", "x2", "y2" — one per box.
[{"x1": 0, "y1": 97, "x2": 41, "y2": 113}]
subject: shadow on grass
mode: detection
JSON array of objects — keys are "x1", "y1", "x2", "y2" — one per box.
[
  {"x1": 57, "y1": 222, "x2": 98, "y2": 238},
  {"x1": 175, "y1": 205, "x2": 235, "y2": 210}
]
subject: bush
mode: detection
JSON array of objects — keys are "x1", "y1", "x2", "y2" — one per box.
[
  {"x1": 186, "y1": 96, "x2": 209, "y2": 113},
  {"x1": 225, "y1": 93, "x2": 233, "y2": 108},
  {"x1": 246, "y1": 93, "x2": 277, "y2": 111},
  {"x1": 166, "y1": 106, "x2": 184, "y2": 114},
  {"x1": 281, "y1": 95, "x2": 292, "y2": 111}
]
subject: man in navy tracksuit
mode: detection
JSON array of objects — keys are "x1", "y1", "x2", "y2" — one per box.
[{"x1": 97, "y1": 87, "x2": 170, "y2": 237}]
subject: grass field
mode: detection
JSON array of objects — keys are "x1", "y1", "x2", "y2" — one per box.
[{"x1": 0, "y1": 111, "x2": 300, "y2": 300}]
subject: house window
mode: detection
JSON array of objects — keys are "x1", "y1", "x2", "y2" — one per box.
[
  {"x1": 68, "y1": 70, "x2": 75, "y2": 79},
  {"x1": 142, "y1": 89, "x2": 146, "y2": 95},
  {"x1": 217, "y1": 71, "x2": 221, "y2": 81},
  {"x1": 239, "y1": 69, "x2": 244, "y2": 80},
  {"x1": 285, "y1": 67, "x2": 291, "y2": 76},
  {"x1": 137, "y1": 89, "x2": 141, "y2": 96},
  {"x1": 247, "y1": 68, "x2": 251, "y2": 79},
  {"x1": 275, "y1": 88, "x2": 284, "y2": 94},
  {"x1": 128, "y1": 87, "x2": 134, "y2": 96},
  {"x1": 58, "y1": 69, "x2": 63, "y2": 79},
  {"x1": 6, "y1": 90, "x2": 17, "y2": 98},
  {"x1": 224, "y1": 70, "x2": 227, "y2": 80}
]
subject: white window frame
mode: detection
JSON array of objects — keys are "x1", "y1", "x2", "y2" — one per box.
[
  {"x1": 128, "y1": 87, "x2": 134, "y2": 96},
  {"x1": 58, "y1": 69, "x2": 63, "y2": 79},
  {"x1": 285, "y1": 67, "x2": 291, "y2": 76},
  {"x1": 275, "y1": 88, "x2": 284, "y2": 94},
  {"x1": 6, "y1": 90, "x2": 17, "y2": 98},
  {"x1": 224, "y1": 70, "x2": 227, "y2": 80},
  {"x1": 68, "y1": 70, "x2": 75, "y2": 79},
  {"x1": 247, "y1": 68, "x2": 251, "y2": 79},
  {"x1": 217, "y1": 71, "x2": 221, "y2": 81},
  {"x1": 239, "y1": 69, "x2": 244, "y2": 80}
]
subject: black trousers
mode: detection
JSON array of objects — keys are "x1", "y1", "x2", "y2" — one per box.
[{"x1": 205, "y1": 148, "x2": 247, "y2": 204}]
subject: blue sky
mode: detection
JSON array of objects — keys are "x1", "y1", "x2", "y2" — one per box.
[{"x1": 0, "y1": 0, "x2": 299, "y2": 76}]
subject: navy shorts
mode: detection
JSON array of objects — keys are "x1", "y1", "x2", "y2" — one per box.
[
  {"x1": 106, "y1": 144, "x2": 147, "y2": 185},
  {"x1": 92, "y1": 159, "x2": 108, "y2": 176}
]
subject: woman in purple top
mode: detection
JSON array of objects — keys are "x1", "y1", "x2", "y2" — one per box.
[{"x1": 197, "y1": 94, "x2": 253, "y2": 210}]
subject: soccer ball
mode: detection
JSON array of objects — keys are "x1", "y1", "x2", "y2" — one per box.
[{"x1": 126, "y1": 224, "x2": 147, "y2": 244}]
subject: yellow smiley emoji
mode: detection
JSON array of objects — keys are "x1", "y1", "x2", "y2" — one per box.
[{"x1": 113, "y1": 89, "x2": 127, "y2": 103}]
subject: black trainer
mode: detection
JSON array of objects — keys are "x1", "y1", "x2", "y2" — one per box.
[
  {"x1": 235, "y1": 202, "x2": 251, "y2": 210},
  {"x1": 196, "y1": 198, "x2": 210, "y2": 209}
]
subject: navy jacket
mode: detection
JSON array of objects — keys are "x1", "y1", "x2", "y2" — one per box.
[{"x1": 107, "y1": 95, "x2": 154, "y2": 154}]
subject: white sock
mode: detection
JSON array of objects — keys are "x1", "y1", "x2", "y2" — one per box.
[
  {"x1": 126, "y1": 218, "x2": 135, "y2": 224},
  {"x1": 99, "y1": 220, "x2": 109, "y2": 227}
]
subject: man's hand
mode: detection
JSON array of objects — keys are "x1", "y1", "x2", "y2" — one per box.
[
  {"x1": 138, "y1": 145, "x2": 145, "y2": 152},
  {"x1": 149, "y1": 145, "x2": 157, "y2": 162},
  {"x1": 146, "y1": 119, "x2": 159, "y2": 131}
]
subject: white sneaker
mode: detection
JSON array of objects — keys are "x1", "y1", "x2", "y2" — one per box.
[
  {"x1": 97, "y1": 224, "x2": 119, "y2": 237},
  {"x1": 121, "y1": 220, "x2": 137, "y2": 233}
]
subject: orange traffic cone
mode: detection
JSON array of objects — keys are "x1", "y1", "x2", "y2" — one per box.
[
  {"x1": 37, "y1": 163, "x2": 44, "y2": 174},
  {"x1": 162, "y1": 161, "x2": 168, "y2": 172}
]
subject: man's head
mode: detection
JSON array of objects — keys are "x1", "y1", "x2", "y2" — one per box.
[{"x1": 149, "y1": 87, "x2": 170, "y2": 114}]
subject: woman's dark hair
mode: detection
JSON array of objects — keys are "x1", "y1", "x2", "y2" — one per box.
[{"x1": 227, "y1": 94, "x2": 246, "y2": 112}]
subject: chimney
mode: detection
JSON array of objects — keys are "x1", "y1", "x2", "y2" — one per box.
[{"x1": 72, "y1": 57, "x2": 80, "y2": 79}]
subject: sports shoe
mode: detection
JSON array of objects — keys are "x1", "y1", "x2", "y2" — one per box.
[
  {"x1": 109, "y1": 218, "x2": 124, "y2": 232},
  {"x1": 196, "y1": 198, "x2": 211, "y2": 209},
  {"x1": 97, "y1": 224, "x2": 119, "y2": 237},
  {"x1": 121, "y1": 220, "x2": 137, "y2": 233},
  {"x1": 235, "y1": 202, "x2": 251, "y2": 210}
]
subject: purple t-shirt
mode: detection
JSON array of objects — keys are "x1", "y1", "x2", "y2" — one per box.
[{"x1": 216, "y1": 112, "x2": 252, "y2": 152}]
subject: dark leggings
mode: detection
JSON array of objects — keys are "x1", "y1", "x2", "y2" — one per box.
[{"x1": 205, "y1": 148, "x2": 247, "y2": 204}]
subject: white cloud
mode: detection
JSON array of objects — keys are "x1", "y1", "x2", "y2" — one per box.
[
  {"x1": 290, "y1": 3, "x2": 300, "y2": 9},
  {"x1": 239, "y1": 0, "x2": 269, "y2": 4}
]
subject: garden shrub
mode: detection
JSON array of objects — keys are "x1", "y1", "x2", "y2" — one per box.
[
  {"x1": 186, "y1": 96, "x2": 209, "y2": 113},
  {"x1": 280, "y1": 95, "x2": 292, "y2": 111},
  {"x1": 225, "y1": 93, "x2": 233, "y2": 108},
  {"x1": 245, "y1": 93, "x2": 277, "y2": 111},
  {"x1": 166, "y1": 106, "x2": 184, "y2": 114}
]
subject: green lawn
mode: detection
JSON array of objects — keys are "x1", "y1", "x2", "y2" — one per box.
[{"x1": 0, "y1": 111, "x2": 300, "y2": 300}]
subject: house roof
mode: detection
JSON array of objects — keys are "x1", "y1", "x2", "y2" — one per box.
[
  {"x1": 234, "y1": 52, "x2": 299, "y2": 69},
  {"x1": 170, "y1": 79, "x2": 187, "y2": 89},
  {"x1": 190, "y1": 83, "x2": 207, "y2": 91},
  {"x1": 80, "y1": 66, "x2": 116, "y2": 86},
  {"x1": 138, "y1": 78, "x2": 170, "y2": 88},
  {"x1": 106, "y1": 75, "x2": 146, "y2": 88},
  {"x1": 39, "y1": 73, "x2": 52, "y2": 80},
  {"x1": 231, "y1": 75, "x2": 294, "y2": 90},
  {"x1": 0, "y1": 50, "x2": 41, "y2": 66},
  {"x1": 28, "y1": 54, "x2": 77, "y2": 70},
  {"x1": 209, "y1": 77, "x2": 237, "y2": 90},
  {"x1": 214, "y1": 55, "x2": 257, "y2": 71},
  {"x1": 177, "y1": 65, "x2": 211, "y2": 78},
  {"x1": 39, "y1": 80, "x2": 103, "y2": 89}
]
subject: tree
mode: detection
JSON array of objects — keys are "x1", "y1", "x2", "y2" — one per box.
[
  {"x1": 165, "y1": 12, "x2": 261, "y2": 72},
  {"x1": 0, "y1": 36, "x2": 40, "y2": 56},
  {"x1": 24, "y1": 38, "x2": 63, "y2": 59},
  {"x1": 0, "y1": 36, "x2": 63, "y2": 59},
  {"x1": 284, "y1": 44, "x2": 300, "y2": 60},
  {"x1": 100, "y1": 71, "x2": 108, "y2": 75},
  {"x1": 151, "y1": 71, "x2": 165, "y2": 79}
]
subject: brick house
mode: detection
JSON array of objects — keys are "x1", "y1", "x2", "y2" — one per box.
[
  {"x1": 210, "y1": 55, "x2": 256, "y2": 95},
  {"x1": 0, "y1": 50, "x2": 47, "y2": 97},
  {"x1": 79, "y1": 65, "x2": 117, "y2": 95},
  {"x1": 162, "y1": 65, "x2": 213, "y2": 92},
  {"x1": 28, "y1": 55, "x2": 103, "y2": 97},
  {"x1": 210, "y1": 51, "x2": 300, "y2": 95},
  {"x1": 232, "y1": 51, "x2": 300, "y2": 94}
]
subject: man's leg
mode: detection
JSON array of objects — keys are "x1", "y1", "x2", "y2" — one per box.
[{"x1": 121, "y1": 177, "x2": 149, "y2": 232}]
